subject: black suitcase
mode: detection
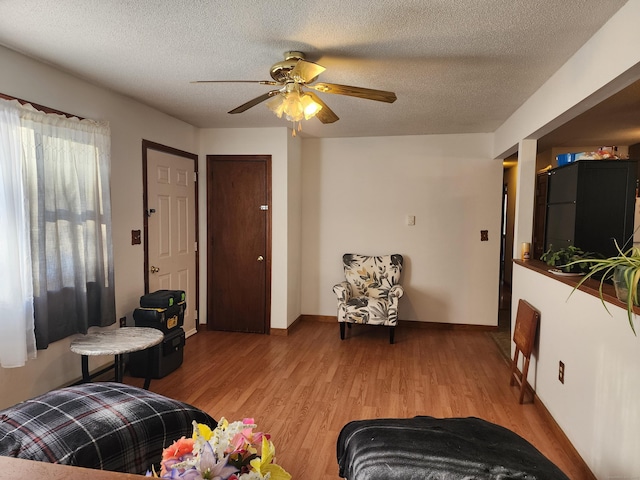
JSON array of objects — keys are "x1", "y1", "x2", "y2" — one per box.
[
  {"x1": 129, "y1": 327, "x2": 185, "y2": 379},
  {"x1": 140, "y1": 290, "x2": 185, "y2": 308},
  {"x1": 133, "y1": 302, "x2": 185, "y2": 333}
]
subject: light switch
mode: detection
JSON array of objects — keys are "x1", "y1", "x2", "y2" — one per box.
[{"x1": 406, "y1": 215, "x2": 416, "y2": 226}]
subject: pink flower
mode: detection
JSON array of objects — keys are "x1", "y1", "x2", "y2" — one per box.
[{"x1": 161, "y1": 437, "x2": 195, "y2": 477}]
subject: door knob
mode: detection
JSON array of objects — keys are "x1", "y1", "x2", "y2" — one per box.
[
  {"x1": 257, "y1": 255, "x2": 264, "y2": 262},
  {"x1": 150, "y1": 265, "x2": 160, "y2": 273}
]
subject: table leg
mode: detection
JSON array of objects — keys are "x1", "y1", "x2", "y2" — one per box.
[
  {"x1": 81, "y1": 355, "x2": 90, "y2": 383},
  {"x1": 143, "y1": 346, "x2": 154, "y2": 390},
  {"x1": 114, "y1": 354, "x2": 124, "y2": 382}
]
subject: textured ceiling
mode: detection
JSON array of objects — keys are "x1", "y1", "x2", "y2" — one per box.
[{"x1": 0, "y1": 0, "x2": 629, "y2": 139}]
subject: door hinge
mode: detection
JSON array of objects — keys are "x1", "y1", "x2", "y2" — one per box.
[
  {"x1": 260, "y1": 205, "x2": 269, "y2": 211},
  {"x1": 194, "y1": 241, "x2": 198, "y2": 252},
  {"x1": 193, "y1": 171, "x2": 197, "y2": 182}
]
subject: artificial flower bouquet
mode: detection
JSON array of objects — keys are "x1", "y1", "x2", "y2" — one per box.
[{"x1": 148, "y1": 417, "x2": 291, "y2": 480}]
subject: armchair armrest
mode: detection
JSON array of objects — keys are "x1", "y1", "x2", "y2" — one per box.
[
  {"x1": 388, "y1": 285, "x2": 404, "y2": 300},
  {"x1": 333, "y1": 281, "x2": 352, "y2": 303}
]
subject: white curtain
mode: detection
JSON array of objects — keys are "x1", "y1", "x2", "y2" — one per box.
[
  {"x1": 0, "y1": 101, "x2": 36, "y2": 367},
  {"x1": 0, "y1": 98, "x2": 114, "y2": 365}
]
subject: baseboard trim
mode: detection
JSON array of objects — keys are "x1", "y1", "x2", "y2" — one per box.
[
  {"x1": 269, "y1": 328, "x2": 288, "y2": 336},
  {"x1": 532, "y1": 392, "x2": 597, "y2": 479},
  {"x1": 300, "y1": 314, "x2": 336, "y2": 323},
  {"x1": 398, "y1": 319, "x2": 497, "y2": 331},
  {"x1": 270, "y1": 315, "x2": 305, "y2": 336},
  {"x1": 299, "y1": 315, "x2": 497, "y2": 331}
]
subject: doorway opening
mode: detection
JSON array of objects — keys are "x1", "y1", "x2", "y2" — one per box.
[{"x1": 493, "y1": 159, "x2": 518, "y2": 359}]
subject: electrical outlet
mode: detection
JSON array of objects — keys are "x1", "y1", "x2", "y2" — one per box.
[
  {"x1": 480, "y1": 230, "x2": 489, "y2": 241},
  {"x1": 558, "y1": 361, "x2": 565, "y2": 384},
  {"x1": 119, "y1": 316, "x2": 127, "y2": 328}
]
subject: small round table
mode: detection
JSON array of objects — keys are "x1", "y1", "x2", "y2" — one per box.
[{"x1": 70, "y1": 327, "x2": 164, "y2": 390}]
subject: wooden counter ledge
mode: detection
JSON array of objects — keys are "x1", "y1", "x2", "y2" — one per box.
[{"x1": 514, "y1": 259, "x2": 640, "y2": 316}]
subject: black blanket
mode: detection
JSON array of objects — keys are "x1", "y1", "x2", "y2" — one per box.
[{"x1": 337, "y1": 417, "x2": 570, "y2": 480}]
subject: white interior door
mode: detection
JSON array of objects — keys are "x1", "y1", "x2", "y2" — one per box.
[{"x1": 146, "y1": 148, "x2": 197, "y2": 333}]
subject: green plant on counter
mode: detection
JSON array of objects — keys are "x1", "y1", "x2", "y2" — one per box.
[
  {"x1": 540, "y1": 245, "x2": 592, "y2": 274},
  {"x1": 566, "y1": 241, "x2": 640, "y2": 335}
]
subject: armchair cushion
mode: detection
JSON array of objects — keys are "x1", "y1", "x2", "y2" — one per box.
[{"x1": 340, "y1": 296, "x2": 399, "y2": 325}]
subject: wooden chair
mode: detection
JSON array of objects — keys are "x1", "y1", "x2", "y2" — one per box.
[{"x1": 510, "y1": 299, "x2": 540, "y2": 404}]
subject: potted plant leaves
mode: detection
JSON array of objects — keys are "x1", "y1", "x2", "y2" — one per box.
[
  {"x1": 567, "y1": 241, "x2": 640, "y2": 335},
  {"x1": 540, "y1": 245, "x2": 592, "y2": 275}
]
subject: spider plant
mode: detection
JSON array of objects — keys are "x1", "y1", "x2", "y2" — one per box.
[{"x1": 567, "y1": 241, "x2": 640, "y2": 335}]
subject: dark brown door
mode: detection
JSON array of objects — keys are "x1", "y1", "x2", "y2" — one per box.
[{"x1": 207, "y1": 155, "x2": 271, "y2": 333}]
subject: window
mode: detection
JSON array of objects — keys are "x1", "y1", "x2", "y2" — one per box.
[{"x1": 0, "y1": 99, "x2": 115, "y2": 367}]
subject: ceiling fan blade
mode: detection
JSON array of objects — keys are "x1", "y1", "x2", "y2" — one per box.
[
  {"x1": 310, "y1": 82, "x2": 397, "y2": 103},
  {"x1": 289, "y1": 60, "x2": 326, "y2": 84},
  {"x1": 306, "y1": 91, "x2": 339, "y2": 124},
  {"x1": 228, "y1": 90, "x2": 279, "y2": 114},
  {"x1": 191, "y1": 80, "x2": 278, "y2": 85}
]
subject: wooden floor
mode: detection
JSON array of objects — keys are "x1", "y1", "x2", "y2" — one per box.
[{"x1": 125, "y1": 320, "x2": 591, "y2": 479}]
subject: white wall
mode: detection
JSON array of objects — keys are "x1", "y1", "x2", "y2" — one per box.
[
  {"x1": 287, "y1": 135, "x2": 303, "y2": 325},
  {"x1": 300, "y1": 134, "x2": 503, "y2": 326},
  {"x1": 494, "y1": 4, "x2": 640, "y2": 477},
  {"x1": 512, "y1": 265, "x2": 640, "y2": 479},
  {"x1": 0, "y1": 45, "x2": 199, "y2": 409},
  {"x1": 197, "y1": 128, "x2": 298, "y2": 330}
]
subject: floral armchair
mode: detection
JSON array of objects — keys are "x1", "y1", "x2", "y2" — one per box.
[{"x1": 333, "y1": 254, "x2": 404, "y2": 344}]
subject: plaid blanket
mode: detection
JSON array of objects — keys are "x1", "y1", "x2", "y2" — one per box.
[{"x1": 0, "y1": 382, "x2": 215, "y2": 474}]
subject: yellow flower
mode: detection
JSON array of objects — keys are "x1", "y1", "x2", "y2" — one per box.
[
  {"x1": 193, "y1": 422, "x2": 213, "y2": 441},
  {"x1": 250, "y1": 437, "x2": 291, "y2": 480}
]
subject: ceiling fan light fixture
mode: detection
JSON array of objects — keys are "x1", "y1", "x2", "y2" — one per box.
[
  {"x1": 283, "y1": 90, "x2": 305, "y2": 121},
  {"x1": 266, "y1": 94, "x2": 286, "y2": 118},
  {"x1": 301, "y1": 93, "x2": 322, "y2": 120},
  {"x1": 265, "y1": 88, "x2": 323, "y2": 135}
]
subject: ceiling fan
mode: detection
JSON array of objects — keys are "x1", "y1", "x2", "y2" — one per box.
[{"x1": 192, "y1": 51, "x2": 397, "y2": 128}]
